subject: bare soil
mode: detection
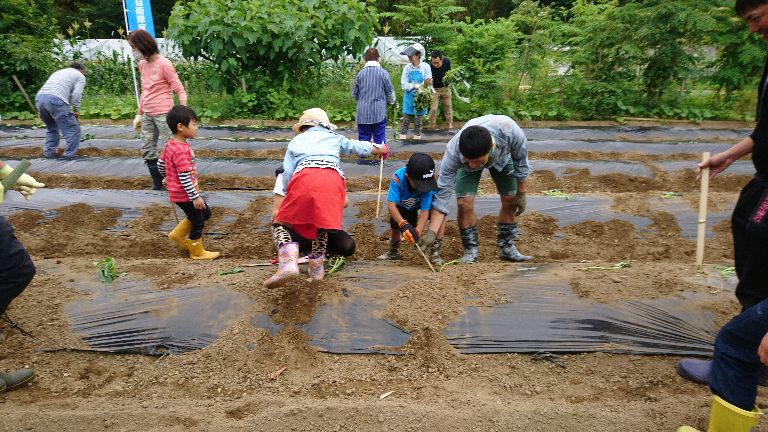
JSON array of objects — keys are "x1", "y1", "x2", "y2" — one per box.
[{"x1": 1, "y1": 125, "x2": 764, "y2": 431}]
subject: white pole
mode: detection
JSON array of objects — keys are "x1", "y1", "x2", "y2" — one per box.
[
  {"x1": 695, "y1": 152, "x2": 711, "y2": 269},
  {"x1": 122, "y1": 0, "x2": 140, "y2": 108}
]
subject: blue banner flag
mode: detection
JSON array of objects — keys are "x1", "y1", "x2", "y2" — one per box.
[{"x1": 125, "y1": 0, "x2": 156, "y2": 37}]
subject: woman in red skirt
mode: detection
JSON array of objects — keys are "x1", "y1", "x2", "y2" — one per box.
[{"x1": 266, "y1": 108, "x2": 390, "y2": 288}]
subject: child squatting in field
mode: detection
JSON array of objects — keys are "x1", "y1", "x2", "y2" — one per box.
[
  {"x1": 266, "y1": 108, "x2": 390, "y2": 288},
  {"x1": 378, "y1": 152, "x2": 445, "y2": 265}
]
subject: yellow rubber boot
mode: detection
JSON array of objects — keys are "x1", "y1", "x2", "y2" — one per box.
[
  {"x1": 185, "y1": 237, "x2": 220, "y2": 260},
  {"x1": 677, "y1": 395, "x2": 761, "y2": 432},
  {"x1": 168, "y1": 218, "x2": 191, "y2": 249}
]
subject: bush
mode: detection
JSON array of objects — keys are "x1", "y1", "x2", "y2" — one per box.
[
  {"x1": 167, "y1": 0, "x2": 378, "y2": 97},
  {"x1": 0, "y1": 0, "x2": 57, "y2": 112}
]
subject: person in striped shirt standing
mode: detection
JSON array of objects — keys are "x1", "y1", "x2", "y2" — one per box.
[
  {"x1": 352, "y1": 48, "x2": 396, "y2": 145},
  {"x1": 159, "y1": 105, "x2": 220, "y2": 260}
]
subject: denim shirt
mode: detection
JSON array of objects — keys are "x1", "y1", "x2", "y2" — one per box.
[
  {"x1": 433, "y1": 115, "x2": 531, "y2": 215},
  {"x1": 282, "y1": 126, "x2": 376, "y2": 189}
]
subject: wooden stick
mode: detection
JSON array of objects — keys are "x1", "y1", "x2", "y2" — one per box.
[
  {"x1": 375, "y1": 156, "x2": 384, "y2": 218},
  {"x1": 11, "y1": 75, "x2": 37, "y2": 114},
  {"x1": 415, "y1": 243, "x2": 436, "y2": 272},
  {"x1": 695, "y1": 152, "x2": 711, "y2": 269}
]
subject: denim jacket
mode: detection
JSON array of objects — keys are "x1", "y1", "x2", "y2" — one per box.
[{"x1": 282, "y1": 126, "x2": 376, "y2": 189}]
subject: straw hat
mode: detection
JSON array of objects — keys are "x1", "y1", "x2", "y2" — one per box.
[{"x1": 292, "y1": 108, "x2": 337, "y2": 133}]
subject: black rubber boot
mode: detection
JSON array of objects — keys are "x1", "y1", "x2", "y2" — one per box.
[
  {"x1": 498, "y1": 223, "x2": 533, "y2": 262},
  {"x1": 378, "y1": 240, "x2": 401, "y2": 260},
  {"x1": 508, "y1": 222, "x2": 523, "y2": 240},
  {"x1": 146, "y1": 159, "x2": 165, "y2": 191},
  {"x1": 458, "y1": 226, "x2": 479, "y2": 263}
]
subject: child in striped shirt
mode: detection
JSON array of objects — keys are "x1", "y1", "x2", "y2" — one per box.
[{"x1": 158, "y1": 105, "x2": 220, "y2": 260}]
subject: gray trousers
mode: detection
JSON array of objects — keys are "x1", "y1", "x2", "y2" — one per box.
[{"x1": 140, "y1": 114, "x2": 171, "y2": 160}]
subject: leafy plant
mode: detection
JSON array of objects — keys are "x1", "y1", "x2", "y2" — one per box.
[
  {"x1": 580, "y1": 261, "x2": 632, "y2": 271},
  {"x1": 661, "y1": 191, "x2": 682, "y2": 199},
  {"x1": 542, "y1": 189, "x2": 571, "y2": 199},
  {"x1": 0, "y1": 0, "x2": 57, "y2": 112},
  {"x1": 94, "y1": 257, "x2": 126, "y2": 284},
  {"x1": 168, "y1": 0, "x2": 377, "y2": 94},
  {"x1": 715, "y1": 265, "x2": 736, "y2": 277},
  {"x1": 326, "y1": 256, "x2": 346, "y2": 276},
  {"x1": 413, "y1": 87, "x2": 432, "y2": 113}
]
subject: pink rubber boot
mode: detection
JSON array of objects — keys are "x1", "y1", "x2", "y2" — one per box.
[
  {"x1": 264, "y1": 242, "x2": 300, "y2": 288},
  {"x1": 308, "y1": 254, "x2": 325, "y2": 282}
]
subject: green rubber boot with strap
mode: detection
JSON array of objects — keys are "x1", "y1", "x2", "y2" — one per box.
[{"x1": 0, "y1": 369, "x2": 34, "y2": 392}]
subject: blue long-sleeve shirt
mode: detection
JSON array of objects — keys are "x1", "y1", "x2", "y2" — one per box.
[
  {"x1": 353, "y1": 61, "x2": 396, "y2": 124},
  {"x1": 282, "y1": 126, "x2": 377, "y2": 190},
  {"x1": 432, "y1": 115, "x2": 531, "y2": 215}
]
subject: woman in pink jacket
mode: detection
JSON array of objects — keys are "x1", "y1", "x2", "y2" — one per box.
[{"x1": 127, "y1": 29, "x2": 188, "y2": 190}]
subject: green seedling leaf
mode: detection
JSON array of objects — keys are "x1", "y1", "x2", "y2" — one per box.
[
  {"x1": 580, "y1": 261, "x2": 632, "y2": 271},
  {"x1": 327, "y1": 256, "x2": 346, "y2": 276},
  {"x1": 439, "y1": 259, "x2": 460, "y2": 272},
  {"x1": 93, "y1": 257, "x2": 126, "y2": 284},
  {"x1": 542, "y1": 189, "x2": 571, "y2": 200},
  {"x1": 714, "y1": 265, "x2": 736, "y2": 277},
  {"x1": 661, "y1": 191, "x2": 682, "y2": 199},
  {"x1": 218, "y1": 268, "x2": 244, "y2": 276}
]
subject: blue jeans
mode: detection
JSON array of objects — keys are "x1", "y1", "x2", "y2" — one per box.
[
  {"x1": 358, "y1": 119, "x2": 387, "y2": 144},
  {"x1": 35, "y1": 94, "x2": 81, "y2": 158},
  {"x1": 710, "y1": 298, "x2": 768, "y2": 410}
]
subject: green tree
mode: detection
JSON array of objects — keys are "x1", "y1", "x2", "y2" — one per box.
[
  {"x1": 52, "y1": 0, "x2": 177, "y2": 38},
  {"x1": 707, "y1": 4, "x2": 765, "y2": 98},
  {"x1": 624, "y1": 0, "x2": 718, "y2": 103},
  {"x1": 506, "y1": 0, "x2": 560, "y2": 98},
  {"x1": 0, "y1": 0, "x2": 57, "y2": 111},
  {"x1": 442, "y1": 17, "x2": 523, "y2": 113},
  {"x1": 380, "y1": 0, "x2": 466, "y2": 46},
  {"x1": 167, "y1": 0, "x2": 377, "y2": 101}
]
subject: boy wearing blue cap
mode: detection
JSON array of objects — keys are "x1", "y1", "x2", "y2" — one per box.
[{"x1": 379, "y1": 152, "x2": 444, "y2": 264}]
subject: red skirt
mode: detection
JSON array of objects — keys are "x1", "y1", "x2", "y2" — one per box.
[{"x1": 276, "y1": 168, "x2": 346, "y2": 240}]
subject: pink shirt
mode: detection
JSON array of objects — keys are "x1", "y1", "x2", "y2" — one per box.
[
  {"x1": 138, "y1": 55, "x2": 187, "y2": 116},
  {"x1": 160, "y1": 139, "x2": 200, "y2": 202}
]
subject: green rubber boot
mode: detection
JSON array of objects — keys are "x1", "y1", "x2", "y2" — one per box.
[{"x1": 0, "y1": 368, "x2": 34, "y2": 392}]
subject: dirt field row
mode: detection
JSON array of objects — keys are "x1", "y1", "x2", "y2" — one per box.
[{"x1": 0, "y1": 124, "x2": 762, "y2": 431}]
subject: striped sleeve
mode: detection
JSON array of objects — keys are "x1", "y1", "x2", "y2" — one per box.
[
  {"x1": 178, "y1": 171, "x2": 200, "y2": 201},
  {"x1": 157, "y1": 158, "x2": 166, "y2": 177}
]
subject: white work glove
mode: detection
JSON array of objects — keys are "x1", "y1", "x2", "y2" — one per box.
[
  {"x1": 0, "y1": 164, "x2": 46, "y2": 200},
  {"x1": 413, "y1": 83, "x2": 422, "y2": 90},
  {"x1": 133, "y1": 114, "x2": 143, "y2": 131}
]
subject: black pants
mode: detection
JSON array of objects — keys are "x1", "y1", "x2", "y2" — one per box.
[
  {"x1": 175, "y1": 201, "x2": 212, "y2": 240},
  {"x1": 0, "y1": 217, "x2": 35, "y2": 316},
  {"x1": 289, "y1": 228, "x2": 355, "y2": 257},
  {"x1": 389, "y1": 206, "x2": 418, "y2": 230},
  {"x1": 732, "y1": 176, "x2": 768, "y2": 311}
]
